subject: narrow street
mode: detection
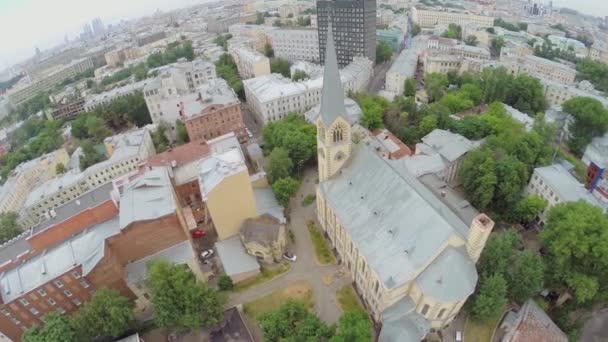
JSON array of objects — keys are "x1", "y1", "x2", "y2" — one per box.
[
  {"x1": 227, "y1": 167, "x2": 351, "y2": 324},
  {"x1": 368, "y1": 57, "x2": 393, "y2": 94}
]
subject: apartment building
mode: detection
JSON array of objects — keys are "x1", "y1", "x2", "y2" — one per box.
[
  {"x1": 385, "y1": 35, "x2": 428, "y2": 96},
  {"x1": 588, "y1": 41, "x2": 608, "y2": 65},
  {"x1": 143, "y1": 59, "x2": 217, "y2": 128},
  {"x1": 582, "y1": 134, "x2": 608, "y2": 207},
  {"x1": 135, "y1": 32, "x2": 167, "y2": 47},
  {"x1": 84, "y1": 79, "x2": 151, "y2": 112},
  {"x1": 314, "y1": 26, "x2": 494, "y2": 340},
  {"x1": 0, "y1": 149, "x2": 69, "y2": 216},
  {"x1": 540, "y1": 78, "x2": 608, "y2": 108},
  {"x1": 230, "y1": 46, "x2": 271, "y2": 79},
  {"x1": 269, "y1": 29, "x2": 320, "y2": 63},
  {"x1": 0, "y1": 168, "x2": 198, "y2": 341},
  {"x1": 228, "y1": 24, "x2": 275, "y2": 52},
  {"x1": 182, "y1": 79, "x2": 246, "y2": 142},
  {"x1": 317, "y1": 0, "x2": 377, "y2": 66},
  {"x1": 411, "y1": 7, "x2": 495, "y2": 28},
  {"x1": 46, "y1": 98, "x2": 86, "y2": 120},
  {"x1": 525, "y1": 164, "x2": 603, "y2": 225},
  {"x1": 105, "y1": 46, "x2": 143, "y2": 67},
  {"x1": 7, "y1": 58, "x2": 94, "y2": 107},
  {"x1": 244, "y1": 57, "x2": 373, "y2": 124},
  {"x1": 18, "y1": 128, "x2": 155, "y2": 228},
  {"x1": 423, "y1": 42, "x2": 491, "y2": 74},
  {"x1": 501, "y1": 54, "x2": 576, "y2": 84}
]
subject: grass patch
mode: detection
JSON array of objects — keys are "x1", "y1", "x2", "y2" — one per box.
[
  {"x1": 464, "y1": 308, "x2": 505, "y2": 342},
  {"x1": 243, "y1": 281, "x2": 313, "y2": 320},
  {"x1": 233, "y1": 263, "x2": 292, "y2": 292},
  {"x1": 336, "y1": 285, "x2": 365, "y2": 314},
  {"x1": 301, "y1": 193, "x2": 316, "y2": 206},
  {"x1": 307, "y1": 221, "x2": 336, "y2": 265}
]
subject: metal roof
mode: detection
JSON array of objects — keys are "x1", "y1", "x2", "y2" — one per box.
[{"x1": 215, "y1": 236, "x2": 259, "y2": 277}]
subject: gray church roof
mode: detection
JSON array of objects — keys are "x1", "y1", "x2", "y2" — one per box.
[
  {"x1": 319, "y1": 22, "x2": 347, "y2": 127},
  {"x1": 379, "y1": 297, "x2": 430, "y2": 342},
  {"x1": 319, "y1": 143, "x2": 471, "y2": 289}
]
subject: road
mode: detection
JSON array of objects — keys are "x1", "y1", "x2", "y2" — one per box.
[
  {"x1": 227, "y1": 167, "x2": 351, "y2": 324},
  {"x1": 368, "y1": 58, "x2": 394, "y2": 94}
]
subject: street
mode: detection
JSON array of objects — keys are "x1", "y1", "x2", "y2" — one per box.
[{"x1": 368, "y1": 58, "x2": 394, "y2": 94}]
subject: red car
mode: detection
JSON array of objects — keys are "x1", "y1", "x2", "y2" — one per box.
[{"x1": 191, "y1": 229, "x2": 207, "y2": 238}]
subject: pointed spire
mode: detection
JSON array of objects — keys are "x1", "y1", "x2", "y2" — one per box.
[{"x1": 320, "y1": 20, "x2": 347, "y2": 127}]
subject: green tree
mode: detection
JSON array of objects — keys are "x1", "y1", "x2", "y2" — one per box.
[
  {"x1": 404, "y1": 77, "x2": 416, "y2": 97},
  {"x1": 271, "y1": 58, "x2": 291, "y2": 78},
  {"x1": 464, "y1": 35, "x2": 479, "y2": 46},
  {"x1": 493, "y1": 155, "x2": 528, "y2": 212},
  {"x1": 562, "y1": 97, "x2": 608, "y2": 156},
  {"x1": 424, "y1": 73, "x2": 449, "y2": 102},
  {"x1": 376, "y1": 41, "x2": 393, "y2": 64},
  {"x1": 439, "y1": 93, "x2": 474, "y2": 113},
  {"x1": 264, "y1": 43, "x2": 275, "y2": 58},
  {"x1": 292, "y1": 70, "x2": 308, "y2": 81},
  {"x1": 151, "y1": 123, "x2": 170, "y2": 153},
  {"x1": 215, "y1": 54, "x2": 244, "y2": 99},
  {"x1": 273, "y1": 19, "x2": 283, "y2": 27},
  {"x1": 418, "y1": 114, "x2": 438, "y2": 137},
  {"x1": 23, "y1": 313, "x2": 77, "y2": 342},
  {"x1": 490, "y1": 37, "x2": 506, "y2": 57},
  {"x1": 80, "y1": 142, "x2": 107, "y2": 170},
  {"x1": 267, "y1": 148, "x2": 294, "y2": 183},
  {"x1": 361, "y1": 105, "x2": 384, "y2": 130},
  {"x1": 148, "y1": 260, "x2": 223, "y2": 330},
  {"x1": 272, "y1": 177, "x2": 299, "y2": 207},
  {"x1": 471, "y1": 273, "x2": 508, "y2": 322},
  {"x1": 540, "y1": 202, "x2": 608, "y2": 303},
  {"x1": 176, "y1": 120, "x2": 190, "y2": 145},
  {"x1": 576, "y1": 58, "x2": 608, "y2": 93},
  {"x1": 441, "y1": 23, "x2": 462, "y2": 39},
  {"x1": 508, "y1": 251, "x2": 545, "y2": 303},
  {"x1": 512, "y1": 195, "x2": 547, "y2": 223},
  {"x1": 459, "y1": 148, "x2": 497, "y2": 210},
  {"x1": 71, "y1": 288, "x2": 133, "y2": 341},
  {"x1": 0, "y1": 212, "x2": 22, "y2": 244},
  {"x1": 262, "y1": 113, "x2": 316, "y2": 169},
  {"x1": 507, "y1": 74, "x2": 547, "y2": 114},
  {"x1": 255, "y1": 12, "x2": 265, "y2": 24},
  {"x1": 218, "y1": 274, "x2": 234, "y2": 291},
  {"x1": 477, "y1": 229, "x2": 519, "y2": 278},
  {"x1": 331, "y1": 311, "x2": 371, "y2": 342},
  {"x1": 259, "y1": 300, "x2": 334, "y2": 341},
  {"x1": 55, "y1": 162, "x2": 66, "y2": 174},
  {"x1": 411, "y1": 24, "x2": 421, "y2": 37}
]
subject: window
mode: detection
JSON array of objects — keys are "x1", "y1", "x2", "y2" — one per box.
[
  {"x1": 54, "y1": 280, "x2": 64, "y2": 288},
  {"x1": 72, "y1": 298, "x2": 82, "y2": 306},
  {"x1": 63, "y1": 290, "x2": 73, "y2": 297},
  {"x1": 1, "y1": 309, "x2": 10, "y2": 316},
  {"x1": 57, "y1": 307, "x2": 66, "y2": 314},
  {"x1": 47, "y1": 299, "x2": 56, "y2": 306},
  {"x1": 437, "y1": 308, "x2": 446, "y2": 319},
  {"x1": 29, "y1": 307, "x2": 40, "y2": 315},
  {"x1": 37, "y1": 289, "x2": 47, "y2": 297},
  {"x1": 71, "y1": 271, "x2": 80, "y2": 279},
  {"x1": 19, "y1": 298, "x2": 29, "y2": 306},
  {"x1": 80, "y1": 280, "x2": 90, "y2": 289},
  {"x1": 421, "y1": 304, "x2": 430, "y2": 316}
]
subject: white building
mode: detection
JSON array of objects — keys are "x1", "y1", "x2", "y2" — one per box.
[
  {"x1": 411, "y1": 7, "x2": 495, "y2": 28},
  {"x1": 385, "y1": 35, "x2": 428, "y2": 96},
  {"x1": 269, "y1": 29, "x2": 320, "y2": 63},
  {"x1": 539, "y1": 78, "x2": 608, "y2": 108},
  {"x1": 500, "y1": 53, "x2": 576, "y2": 85},
  {"x1": 143, "y1": 59, "x2": 217, "y2": 128},
  {"x1": 84, "y1": 79, "x2": 151, "y2": 111},
  {"x1": 244, "y1": 57, "x2": 373, "y2": 124}
]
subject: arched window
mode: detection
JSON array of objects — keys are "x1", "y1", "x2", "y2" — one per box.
[
  {"x1": 437, "y1": 308, "x2": 446, "y2": 319},
  {"x1": 331, "y1": 122, "x2": 347, "y2": 144},
  {"x1": 421, "y1": 304, "x2": 430, "y2": 316}
]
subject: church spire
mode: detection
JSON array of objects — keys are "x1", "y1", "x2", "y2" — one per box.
[{"x1": 319, "y1": 20, "x2": 347, "y2": 127}]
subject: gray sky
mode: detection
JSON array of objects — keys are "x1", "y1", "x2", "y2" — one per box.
[{"x1": 0, "y1": 0, "x2": 607, "y2": 69}]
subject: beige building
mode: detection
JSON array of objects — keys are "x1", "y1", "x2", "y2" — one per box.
[
  {"x1": 269, "y1": 29, "x2": 320, "y2": 63},
  {"x1": 240, "y1": 214, "x2": 287, "y2": 264},
  {"x1": 411, "y1": 7, "x2": 495, "y2": 28},
  {"x1": 500, "y1": 53, "x2": 576, "y2": 85},
  {"x1": 18, "y1": 128, "x2": 155, "y2": 228},
  {"x1": 540, "y1": 78, "x2": 608, "y2": 108},
  {"x1": 423, "y1": 43, "x2": 491, "y2": 75},
  {"x1": 0, "y1": 149, "x2": 69, "y2": 216},
  {"x1": 230, "y1": 46, "x2": 271, "y2": 79},
  {"x1": 228, "y1": 24, "x2": 275, "y2": 52},
  {"x1": 198, "y1": 133, "x2": 257, "y2": 240},
  {"x1": 315, "y1": 26, "x2": 494, "y2": 340},
  {"x1": 588, "y1": 41, "x2": 608, "y2": 65}
]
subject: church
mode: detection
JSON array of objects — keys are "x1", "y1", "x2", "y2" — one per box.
[{"x1": 315, "y1": 24, "x2": 495, "y2": 341}]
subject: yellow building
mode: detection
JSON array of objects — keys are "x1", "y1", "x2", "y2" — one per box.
[
  {"x1": 198, "y1": 133, "x2": 257, "y2": 240},
  {"x1": 315, "y1": 25, "x2": 494, "y2": 341},
  {"x1": 412, "y1": 7, "x2": 495, "y2": 28}
]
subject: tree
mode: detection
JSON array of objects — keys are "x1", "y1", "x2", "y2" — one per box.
[
  {"x1": 376, "y1": 41, "x2": 393, "y2": 64},
  {"x1": 80, "y1": 142, "x2": 107, "y2": 170},
  {"x1": 576, "y1": 58, "x2": 608, "y2": 93},
  {"x1": 361, "y1": 105, "x2": 384, "y2": 130},
  {"x1": 493, "y1": 156, "x2": 528, "y2": 212},
  {"x1": 403, "y1": 78, "x2": 416, "y2": 97},
  {"x1": 331, "y1": 311, "x2": 371, "y2": 342},
  {"x1": 259, "y1": 300, "x2": 334, "y2": 341},
  {"x1": 271, "y1": 58, "x2": 291, "y2": 78},
  {"x1": 292, "y1": 70, "x2": 308, "y2": 81},
  {"x1": 273, "y1": 19, "x2": 283, "y2": 27},
  {"x1": 477, "y1": 229, "x2": 519, "y2": 278},
  {"x1": 512, "y1": 195, "x2": 547, "y2": 223},
  {"x1": 540, "y1": 202, "x2": 608, "y2": 304},
  {"x1": 464, "y1": 35, "x2": 478, "y2": 46},
  {"x1": 267, "y1": 148, "x2": 294, "y2": 183},
  {"x1": 71, "y1": 288, "x2": 133, "y2": 341},
  {"x1": 23, "y1": 313, "x2": 77, "y2": 342},
  {"x1": 424, "y1": 73, "x2": 448, "y2": 102},
  {"x1": 148, "y1": 260, "x2": 223, "y2": 330},
  {"x1": 151, "y1": 123, "x2": 170, "y2": 153},
  {"x1": 272, "y1": 177, "x2": 299, "y2": 207},
  {"x1": 440, "y1": 93, "x2": 474, "y2": 113},
  {"x1": 471, "y1": 273, "x2": 508, "y2": 322},
  {"x1": 460, "y1": 148, "x2": 497, "y2": 210},
  {"x1": 264, "y1": 43, "x2": 275, "y2": 58},
  {"x1": 218, "y1": 274, "x2": 234, "y2": 291},
  {"x1": 176, "y1": 120, "x2": 190, "y2": 145},
  {"x1": 55, "y1": 162, "x2": 66, "y2": 174},
  {"x1": 418, "y1": 114, "x2": 438, "y2": 137},
  {"x1": 508, "y1": 251, "x2": 545, "y2": 303},
  {"x1": 441, "y1": 23, "x2": 462, "y2": 40},
  {"x1": 215, "y1": 54, "x2": 244, "y2": 99},
  {"x1": 507, "y1": 74, "x2": 547, "y2": 114},
  {"x1": 490, "y1": 37, "x2": 506, "y2": 58},
  {"x1": 562, "y1": 97, "x2": 608, "y2": 156}
]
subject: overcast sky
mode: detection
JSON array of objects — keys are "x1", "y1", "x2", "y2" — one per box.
[{"x1": 1, "y1": 0, "x2": 608, "y2": 69}]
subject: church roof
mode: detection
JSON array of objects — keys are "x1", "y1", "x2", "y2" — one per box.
[
  {"x1": 319, "y1": 21, "x2": 347, "y2": 127},
  {"x1": 319, "y1": 143, "x2": 472, "y2": 289}
]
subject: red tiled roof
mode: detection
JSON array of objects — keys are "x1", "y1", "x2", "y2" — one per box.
[
  {"x1": 144, "y1": 140, "x2": 211, "y2": 168},
  {"x1": 510, "y1": 300, "x2": 568, "y2": 342},
  {"x1": 372, "y1": 129, "x2": 413, "y2": 160}
]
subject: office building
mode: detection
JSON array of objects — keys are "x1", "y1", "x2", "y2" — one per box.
[
  {"x1": 91, "y1": 17, "x2": 105, "y2": 37},
  {"x1": 317, "y1": 0, "x2": 377, "y2": 66},
  {"x1": 269, "y1": 29, "x2": 320, "y2": 63},
  {"x1": 411, "y1": 7, "x2": 495, "y2": 28}
]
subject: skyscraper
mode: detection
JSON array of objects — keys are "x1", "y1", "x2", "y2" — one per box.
[
  {"x1": 317, "y1": 0, "x2": 376, "y2": 67},
  {"x1": 81, "y1": 23, "x2": 94, "y2": 41},
  {"x1": 91, "y1": 17, "x2": 106, "y2": 37}
]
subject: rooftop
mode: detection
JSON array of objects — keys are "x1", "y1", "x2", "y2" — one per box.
[
  {"x1": 85, "y1": 79, "x2": 150, "y2": 108},
  {"x1": 502, "y1": 300, "x2": 568, "y2": 342},
  {"x1": 145, "y1": 140, "x2": 211, "y2": 169},
  {"x1": 24, "y1": 171, "x2": 84, "y2": 208},
  {"x1": 253, "y1": 187, "x2": 286, "y2": 224},
  {"x1": 388, "y1": 35, "x2": 428, "y2": 78},
  {"x1": 418, "y1": 129, "x2": 481, "y2": 163},
  {"x1": 379, "y1": 297, "x2": 430, "y2": 342},
  {"x1": 583, "y1": 133, "x2": 608, "y2": 169},
  {"x1": 240, "y1": 214, "x2": 282, "y2": 247},
  {"x1": 198, "y1": 133, "x2": 246, "y2": 200},
  {"x1": 503, "y1": 105, "x2": 534, "y2": 132},
  {"x1": 182, "y1": 79, "x2": 240, "y2": 119},
  {"x1": 215, "y1": 236, "x2": 259, "y2": 277},
  {"x1": 304, "y1": 98, "x2": 362, "y2": 125},
  {"x1": 534, "y1": 164, "x2": 601, "y2": 206},
  {"x1": 126, "y1": 240, "x2": 195, "y2": 284}
]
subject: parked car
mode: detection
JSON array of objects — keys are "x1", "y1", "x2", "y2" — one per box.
[
  {"x1": 456, "y1": 330, "x2": 462, "y2": 342},
  {"x1": 201, "y1": 249, "x2": 214, "y2": 259},
  {"x1": 191, "y1": 229, "x2": 206, "y2": 238},
  {"x1": 283, "y1": 252, "x2": 297, "y2": 262}
]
